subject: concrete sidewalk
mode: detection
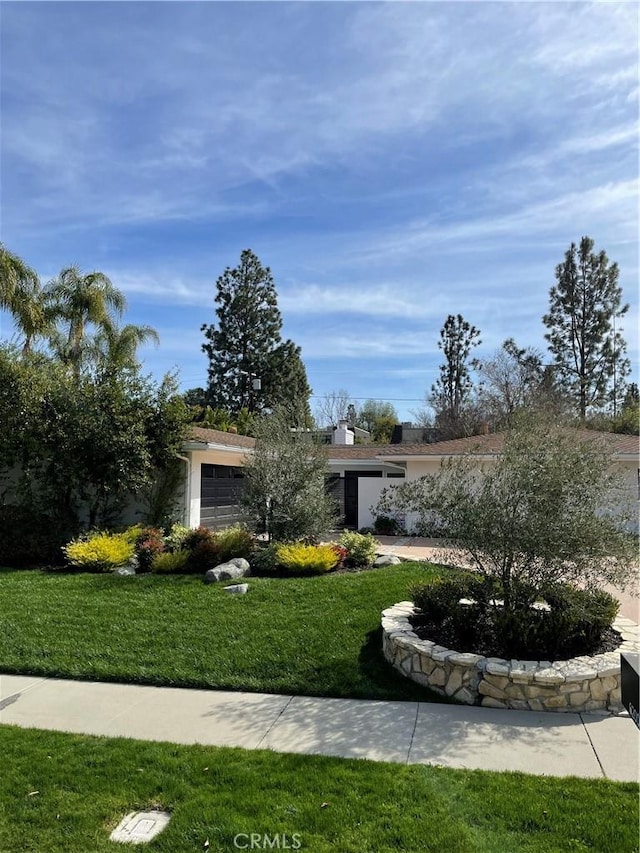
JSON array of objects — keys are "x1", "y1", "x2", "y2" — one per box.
[{"x1": 1, "y1": 674, "x2": 638, "y2": 782}]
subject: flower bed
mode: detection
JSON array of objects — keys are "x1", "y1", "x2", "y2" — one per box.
[{"x1": 382, "y1": 601, "x2": 640, "y2": 713}]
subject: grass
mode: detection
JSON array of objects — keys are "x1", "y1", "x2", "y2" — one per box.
[
  {"x1": 0, "y1": 563, "x2": 444, "y2": 700},
  {"x1": 1, "y1": 726, "x2": 637, "y2": 853}
]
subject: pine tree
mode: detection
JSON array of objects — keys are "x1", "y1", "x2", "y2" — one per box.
[
  {"x1": 543, "y1": 237, "x2": 629, "y2": 419},
  {"x1": 430, "y1": 314, "x2": 481, "y2": 438},
  {"x1": 202, "y1": 249, "x2": 311, "y2": 417}
]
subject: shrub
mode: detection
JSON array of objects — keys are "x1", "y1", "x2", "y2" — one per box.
[
  {"x1": 537, "y1": 584, "x2": 620, "y2": 658},
  {"x1": 151, "y1": 549, "x2": 190, "y2": 574},
  {"x1": 120, "y1": 524, "x2": 144, "y2": 546},
  {"x1": 374, "y1": 515, "x2": 405, "y2": 536},
  {"x1": 63, "y1": 532, "x2": 134, "y2": 572},
  {"x1": 188, "y1": 537, "x2": 222, "y2": 572},
  {"x1": 164, "y1": 523, "x2": 191, "y2": 552},
  {"x1": 339, "y1": 530, "x2": 377, "y2": 567},
  {"x1": 330, "y1": 544, "x2": 348, "y2": 567},
  {"x1": 183, "y1": 526, "x2": 215, "y2": 550},
  {"x1": 250, "y1": 542, "x2": 281, "y2": 575},
  {"x1": 275, "y1": 542, "x2": 339, "y2": 575},
  {"x1": 215, "y1": 525, "x2": 255, "y2": 563},
  {"x1": 135, "y1": 527, "x2": 165, "y2": 573},
  {"x1": 0, "y1": 505, "x2": 72, "y2": 567},
  {"x1": 410, "y1": 576, "x2": 620, "y2": 660}
]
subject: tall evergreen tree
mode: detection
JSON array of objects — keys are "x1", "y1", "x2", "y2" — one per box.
[
  {"x1": 202, "y1": 249, "x2": 311, "y2": 417},
  {"x1": 430, "y1": 314, "x2": 481, "y2": 438},
  {"x1": 543, "y1": 237, "x2": 629, "y2": 419},
  {"x1": 261, "y1": 339, "x2": 312, "y2": 427}
]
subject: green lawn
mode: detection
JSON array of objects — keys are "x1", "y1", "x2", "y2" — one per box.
[
  {"x1": 1, "y1": 726, "x2": 637, "y2": 853},
  {"x1": 0, "y1": 564, "x2": 443, "y2": 700}
]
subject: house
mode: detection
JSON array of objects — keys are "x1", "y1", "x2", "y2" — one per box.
[
  {"x1": 179, "y1": 426, "x2": 639, "y2": 533},
  {"x1": 180, "y1": 427, "x2": 255, "y2": 529}
]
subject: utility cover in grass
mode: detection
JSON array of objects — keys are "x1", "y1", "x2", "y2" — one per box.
[{"x1": 110, "y1": 810, "x2": 171, "y2": 844}]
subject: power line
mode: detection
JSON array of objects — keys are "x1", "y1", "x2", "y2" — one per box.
[{"x1": 310, "y1": 395, "x2": 426, "y2": 402}]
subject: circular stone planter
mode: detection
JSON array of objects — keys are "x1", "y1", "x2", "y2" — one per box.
[{"x1": 382, "y1": 602, "x2": 640, "y2": 714}]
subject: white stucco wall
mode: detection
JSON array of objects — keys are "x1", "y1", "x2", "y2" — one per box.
[{"x1": 359, "y1": 456, "x2": 639, "y2": 534}]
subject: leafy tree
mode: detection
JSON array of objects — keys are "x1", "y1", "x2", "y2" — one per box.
[
  {"x1": 44, "y1": 266, "x2": 127, "y2": 377},
  {"x1": 242, "y1": 406, "x2": 337, "y2": 542},
  {"x1": 430, "y1": 314, "x2": 481, "y2": 438},
  {"x1": 543, "y1": 237, "x2": 630, "y2": 419},
  {"x1": 375, "y1": 420, "x2": 636, "y2": 614},
  {"x1": 202, "y1": 249, "x2": 311, "y2": 417},
  {"x1": 0, "y1": 346, "x2": 189, "y2": 534},
  {"x1": 355, "y1": 399, "x2": 398, "y2": 443},
  {"x1": 182, "y1": 387, "x2": 208, "y2": 408}
]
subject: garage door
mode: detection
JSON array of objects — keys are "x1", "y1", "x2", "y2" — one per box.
[{"x1": 200, "y1": 464, "x2": 246, "y2": 530}]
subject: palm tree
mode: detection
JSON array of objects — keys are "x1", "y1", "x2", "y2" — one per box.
[
  {"x1": 44, "y1": 266, "x2": 126, "y2": 376},
  {"x1": 95, "y1": 322, "x2": 160, "y2": 372},
  {"x1": 0, "y1": 244, "x2": 39, "y2": 311},
  {"x1": 0, "y1": 244, "x2": 55, "y2": 355}
]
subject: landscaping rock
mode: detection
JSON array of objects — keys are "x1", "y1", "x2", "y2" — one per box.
[
  {"x1": 374, "y1": 554, "x2": 401, "y2": 566},
  {"x1": 113, "y1": 565, "x2": 136, "y2": 577},
  {"x1": 204, "y1": 559, "x2": 251, "y2": 584},
  {"x1": 224, "y1": 583, "x2": 248, "y2": 595}
]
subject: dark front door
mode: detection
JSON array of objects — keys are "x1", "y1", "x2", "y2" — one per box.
[{"x1": 344, "y1": 471, "x2": 382, "y2": 528}]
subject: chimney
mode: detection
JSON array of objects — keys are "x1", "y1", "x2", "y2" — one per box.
[
  {"x1": 482, "y1": 422, "x2": 490, "y2": 435},
  {"x1": 333, "y1": 419, "x2": 355, "y2": 445}
]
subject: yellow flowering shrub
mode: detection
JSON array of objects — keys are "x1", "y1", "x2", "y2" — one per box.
[
  {"x1": 63, "y1": 532, "x2": 134, "y2": 572},
  {"x1": 275, "y1": 542, "x2": 339, "y2": 575}
]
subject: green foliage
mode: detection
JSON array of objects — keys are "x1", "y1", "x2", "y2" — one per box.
[
  {"x1": 242, "y1": 405, "x2": 337, "y2": 542},
  {"x1": 202, "y1": 249, "x2": 311, "y2": 418},
  {"x1": 339, "y1": 530, "x2": 378, "y2": 567},
  {"x1": 543, "y1": 236, "x2": 630, "y2": 418},
  {"x1": 63, "y1": 531, "x2": 134, "y2": 572},
  {"x1": 411, "y1": 575, "x2": 620, "y2": 659},
  {"x1": 0, "y1": 347, "x2": 189, "y2": 535},
  {"x1": 150, "y1": 549, "x2": 190, "y2": 574},
  {"x1": 538, "y1": 583, "x2": 620, "y2": 659},
  {"x1": 355, "y1": 399, "x2": 398, "y2": 443},
  {"x1": 164, "y1": 523, "x2": 191, "y2": 552},
  {"x1": 377, "y1": 421, "x2": 637, "y2": 616},
  {"x1": 431, "y1": 314, "x2": 481, "y2": 439},
  {"x1": 215, "y1": 525, "x2": 255, "y2": 563},
  {"x1": 249, "y1": 542, "x2": 282, "y2": 575},
  {"x1": 275, "y1": 542, "x2": 339, "y2": 575},
  {"x1": 0, "y1": 505, "x2": 72, "y2": 567},
  {"x1": 374, "y1": 515, "x2": 405, "y2": 536}
]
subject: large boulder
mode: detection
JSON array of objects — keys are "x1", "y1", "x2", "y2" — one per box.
[{"x1": 204, "y1": 557, "x2": 251, "y2": 584}]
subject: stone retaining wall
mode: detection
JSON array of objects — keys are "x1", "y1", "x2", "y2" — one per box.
[{"x1": 382, "y1": 601, "x2": 640, "y2": 713}]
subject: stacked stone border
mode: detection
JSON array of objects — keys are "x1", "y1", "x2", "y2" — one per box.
[{"x1": 382, "y1": 601, "x2": 640, "y2": 713}]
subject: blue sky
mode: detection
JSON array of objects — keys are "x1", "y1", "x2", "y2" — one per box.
[{"x1": 1, "y1": 1, "x2": 638, "y2": 422}]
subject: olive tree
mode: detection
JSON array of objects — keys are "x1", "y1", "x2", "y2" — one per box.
[
  {"x1": 375, "y1": 421, "x2": 636, "y2": 612},
  {"x1": 242, "y1": 406, "x2": 337, "y2": 542}
]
